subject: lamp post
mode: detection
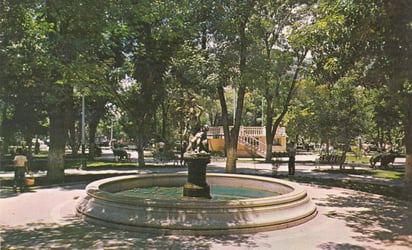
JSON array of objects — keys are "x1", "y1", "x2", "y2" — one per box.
[
  {"x1": 81, "y1": 94, "x2": 87, "y2": 168},
  {"x1": 261, "y1": 97, "x2": 264, "y2": 126},
  {"x1": 110, "y1": 119, "x2": 113, "y2": 143},
  {"x1": 81, "y1": 94, "x2": 85, "y2": 154},
  {"x1": 233, "y1": 83, "x2": 236, "y2": 125}
]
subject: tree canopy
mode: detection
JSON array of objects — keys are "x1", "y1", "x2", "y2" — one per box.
[{"x1": 1, "y1": 0, "x2": 411, "y2": 194}]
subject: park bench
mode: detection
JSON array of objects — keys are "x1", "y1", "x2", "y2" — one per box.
[
  {"x1": 369, "y1": 153, "x2": 396, "y2": 168},
  {"x1": 272, "y1": 152, "x2": 290, "y2": 158},
  {"x1": 271, "y1": 152, "x2": 290, "y2": 165},
  {"x1": 271, "y1": 152, "x2": 292, "y2": 175},
  {"x1": 315, "y1": 152, "x2": 346, "y2": 169},
  {"x1": 153, "y1": 149, "x2": 181, "y2": 166},
  {"x1": 112, "y1": 148, "x2": 130, "y2": 162}
]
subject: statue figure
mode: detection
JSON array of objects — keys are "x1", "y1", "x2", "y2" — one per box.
[
  {"x1": 185, "y1": 97, "x2": 204, "y2": 137},
  {"x1": 186, "y1": 125, "x2": 209, "y2": 154},
  {"x1": 181, "y1": 98, "x2": 211, "y2": 199},
  {"x1": 183, "y1": 97, "x2": 209, "y2": 154}
]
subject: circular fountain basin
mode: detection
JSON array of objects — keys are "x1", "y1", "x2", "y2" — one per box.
[{"x1": 77, "y1": 173, "x2": 317, "y2": 235}]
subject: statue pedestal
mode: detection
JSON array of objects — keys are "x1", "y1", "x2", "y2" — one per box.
[{"x1": 183, "y1": 153, "x2": 211, "y2": 199}]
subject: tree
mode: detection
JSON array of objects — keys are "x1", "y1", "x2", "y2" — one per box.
[
  {"x1": 241, "y1": 0, "x2": 312, "y2": 161},
  {"x1": 0, "y1": 0, "x2": 108, "y2": 183},
  {"x1": 86, "y1": 95, "x2": 109, "y2": 159},
  {"x1": 378, "y1": 0, "x2": 412, "y2": 195},
  {"x1": 0, "y1": 1, "x2": 49, "y2": 154},
  {"x1": 210, "y1": 0, "x2": 257, "y2": 173},
  {"x1": 103, "y1": 0, "x2": 194, "y2": 166},
  {"x1": 293, "y1": 1, "x2": 381, "y2": 153},
  {"x1": 371, "y1": 86, "x2": 403, "y2": 150},
  {"x1": 41, "y1": 0, "x2": 108, "y2": 183},
  {"x1": 164, "y1": 43, "x2": 214, "y2": 144},
  {"x1": 299, "y1": 0, "x2": 411, "y2": 191},
  {"x1": 284, "y1": 79, "x2": 317, "y2": 144}
]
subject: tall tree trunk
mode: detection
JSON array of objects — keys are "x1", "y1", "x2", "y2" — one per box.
[
  {"x1": 88, "y1": 122, "x2": 98, "y2": 159},
  {"x1": 404, "y1": 96, "x2": 412, "y2": 199},
  {"x1": 161, "y1": 102, "x2": 167, "y2": 140},
  {"x1": 264, "y1": 50, "x2": 306, "y2": 161},
  {"x1": 217, "y1": 84, "x2": 245, "y2": 173},
  {"x1": 66, "y1": 92, "x2": 77, "y2": 156},
  {"x1": 25, "y1": 137, "x2": 33, "y2": 169},
  {"x1": 137, "y1": 144, "x2": 145, "y2": 167},
  {"x1": 47, "y1": 84, "x2": 70, "y2": 184},
  {"x1": 224, "y1": 85, "x2": 246, "y2": 173},
  {"x1": 265, "y1": 141, "x2": 273, "y2": 162},
  {"x1": 265, "y1": 97, "x2": 274, "y2": 162},
  {"x1": 217, "y1": 86, "x2": 232, "y2": 171},
  {"x1": 47, "y1": 112, "x2": 66, "y2": 183},
  {"x1": 137, "y1": 134, "x2": 146, "y2": 167},
  {"x1": 222, "y1": 10, "x2": 250, "y2": 173},
  {"x1": 226, "y1": 147, "x2": 237, "y2": 172}
]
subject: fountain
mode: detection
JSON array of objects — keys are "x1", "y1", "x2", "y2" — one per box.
[
  {"x1": 76, "y1": 100, "x2": 316, "y2": 235},
  {"x1": 77, "y1": 173, "x2": 317, "y2": 235},
  {"x1": 182, "y1": 124, "x2": 212, "y2": 199}
]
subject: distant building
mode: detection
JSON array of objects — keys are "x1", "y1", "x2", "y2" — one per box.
[{"x1": 207, "y1": 126, "x2": 287, "y2": 158}]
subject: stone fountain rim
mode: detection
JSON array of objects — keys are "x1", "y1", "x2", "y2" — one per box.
[{"x1": 84, "y1": 173, "x2": 308, "y2": 208}]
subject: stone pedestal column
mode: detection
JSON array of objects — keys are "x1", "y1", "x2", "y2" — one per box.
[{"x1": 183, "y1": 153, "x2": 211, "y2": 199}]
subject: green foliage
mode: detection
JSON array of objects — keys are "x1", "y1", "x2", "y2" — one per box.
[
  {"x1": 97, "y1": 0, "x2": 202, "y2": 158},
  {"x1": 289, "y1": 0, "x2": 408, "y2": 152},
  {"x1": 1, "y1": 0, "x2": 410, "y2": 181}
]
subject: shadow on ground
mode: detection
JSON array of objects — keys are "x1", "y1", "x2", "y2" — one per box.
[
  {"x1": 318, "y1": 242, "x2": 368, "y2": 250},
  {"x1": 314, "y1": 191, "x2": 412, "y2": 249},
  {"x1": 0, "y1": 218, "x2": 265, "y2": 249}
]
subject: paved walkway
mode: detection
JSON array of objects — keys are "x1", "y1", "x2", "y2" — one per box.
[
  {"x1": 0, "y1": 154, "x2": 411, "y2": 249},
  {"x1": 0, "y1": 152, "x2": 406, "y2": 185}
]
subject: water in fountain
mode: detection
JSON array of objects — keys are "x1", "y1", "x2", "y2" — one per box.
[{"x1": 116, "y1": 185, "x2": 280, "y2": 201}]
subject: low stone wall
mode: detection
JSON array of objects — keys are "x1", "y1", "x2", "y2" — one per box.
[{"x1": 77, "y1": 173, "x2": 317, "y2": 235}]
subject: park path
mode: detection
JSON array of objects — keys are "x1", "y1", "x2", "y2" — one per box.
[
  {"x1": 0, "y1": 149, "x2": 410, "y2": 249},
  {"x1": 0, "y1": 180, "x2": 411, "y2": 249}
]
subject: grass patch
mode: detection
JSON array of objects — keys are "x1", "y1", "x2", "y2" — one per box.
[
  {"x1": 33, "y1": 152, "x2": 49, "y2": 158},
  {"x1": 84, "y1": 161, "x2": 138, "y2": 168},
  {"x1": 63, "y1": 159, "x2": 139, "y2": 169},
  {"x1": 65, "y1": 159, "x2": 179, "y2": 169},
  {"x1": 280, "y1": 175, "x2": 407, "y2": 200},
  {"x1": 345, "y1": 155, "x2": 370, "y2": 163},
  {"x1": 313, "y1": 168, "x2": 404, "y2": 180}
]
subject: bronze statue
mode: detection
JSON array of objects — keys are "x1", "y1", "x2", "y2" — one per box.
[
  {"x1": 186, "y1": 125, "x2": 209, "y2": 154},
  {"x1": 183, "y1": 97, "x2": 209, "y2": 154},
  {"x1": 185, "y1": 98, "x2": 204, "y2": 136}
]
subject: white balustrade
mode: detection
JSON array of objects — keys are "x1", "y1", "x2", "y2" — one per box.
[{"x1": 208, "y1": 126, "x2": 285, "y2": 158}]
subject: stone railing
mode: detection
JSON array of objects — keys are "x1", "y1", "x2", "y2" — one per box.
[
  {"x1": 238, "y1": 134, "x2": 267, "y2": 157},
  {"x1": 208, "y1": 126, "x2": 267, "y2": 137},
  {"x1": 239, "y1": 126, "x2": 266, "y2": 136}
]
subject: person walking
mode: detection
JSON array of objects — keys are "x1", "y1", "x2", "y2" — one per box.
[
  {"x1": 13, "y1": 148, "x2": 28, "y2": 192},
  {"x1": 287, "y1": 142, "x2": 297, "y2": 175}
]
